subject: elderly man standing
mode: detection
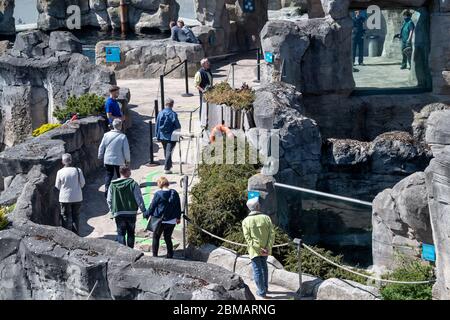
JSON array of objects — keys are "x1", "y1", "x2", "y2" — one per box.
[
  {"x1": 194, "y1": 58, "x2": 213, "y2": 118},
  {"x1": 242, "y1": 197, "x2": 275, "y2": 299},
  {"x1": 55, "y1": 153, "x2": 86, "y2": 235},
  {"x1": 156, "y1": 98, "x2": 181, "y2": 174},
  {"x1": 98, "y1": 118, "x2": 130, "y2": 198}
]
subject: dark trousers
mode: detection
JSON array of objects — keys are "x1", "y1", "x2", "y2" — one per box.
[
  {"x1": 161, "y1": 140, "x2": 177, "y2": 171},
  {"x1": 60, "y1": 202, "x2": 82, "y2": 235},
  {"x1": 402, "y1": 43, "x2": 412, "y2": 69},
  {"x1": 115, "y1": 215, "x2": 136, "y2": 248},
  {"x1": 352, "y1": 36, "x2": 364, "y2": 65},
  {"x1": 153, "y1": 223, "x2": 176, "y2": 258},
  {"x1": 105, "y1": 164, "x2": 120, "y2": 197}
]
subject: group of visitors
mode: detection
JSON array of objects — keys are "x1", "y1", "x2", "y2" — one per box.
[
  {"x1": 170, "y1": 19, "x2": 199, "y2": 44},
  {"x1": 54, "y1": 63, "x2": 274, "y2": 296},
  {"x1": 55, "y1": 85, "x2": 183, "y2": 259}
]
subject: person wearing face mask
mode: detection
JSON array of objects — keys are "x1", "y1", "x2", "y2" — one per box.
[{"x1": 394, "y1": 10, "x2": 415, "y2": 70}]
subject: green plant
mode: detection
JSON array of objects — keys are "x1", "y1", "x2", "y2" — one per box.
[
  {"x1": 53, "y1": 94, "x2": 106, "y2": 121},
  {"x1": 32, "y1": 123, "x2": 62, "y2": 137},
  {"x1": 0, "y1": 205, "x2": 14, "y2": 230},
  {"x1": 284, "y1": 245, "x2": 370, "y2": 285},
  {"x1": 187, "y1": 139, "x2": 260, "y2": 247},
  {"x1": 204, "y1": 82, "x2": 255, "y2": 111},
  {"x1": 380, "y1": 257, "x2": 434, "y2": 300}
]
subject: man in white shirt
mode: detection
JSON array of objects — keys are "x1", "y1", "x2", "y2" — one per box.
[{"x1": 55, "y1": 153, "x2": 86, "y2": 235}]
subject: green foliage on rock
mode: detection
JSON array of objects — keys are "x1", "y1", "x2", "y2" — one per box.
[
  {"x1": 284, "y1": 245, "x2": 370, "y2": 285},
  {"x1": 204, "y1": 82, "x2": 255, "y2": 111},
  {"x1": 380, "y1": 257, "x2": 434, "y2": 300},
  {"x1": 0, "y1": 205, "x2": 14, "y2": 231},
  {"x1": 53, "y1": 94, "x2": 106, "y2": 121}
]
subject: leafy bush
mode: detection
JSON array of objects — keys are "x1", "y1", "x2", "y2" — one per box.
[
  {"x1": 187, "y1": 138, "x2": 260, "y2": 247},
  {"x1": 53, "y1": 94, "x2": 106, "y2": 121},
  {"x1": 204, "y1": 82, "x2": 255, "y2": 111},
  {"x1": 32, "y1": 123, "x2": 62, "y2": 137},
  {"x1": 0, "y1": 205, "x2": 14, "y2": 231},
  {"x1": 284, "y1": 245, "x2": 370, "y2": 285},
  {"x1": 380, "y1": 257, "x2": 434, "y2": 300}
]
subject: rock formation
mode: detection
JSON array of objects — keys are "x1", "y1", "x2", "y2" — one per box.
[
  {"x1": 95, "y1": 39, "x2": 204, "y2": 79},
  {"x1": 425, "y1": 110, "x2": 450, "y2": 299},
  {"x1": 0, "y1": 30, "x2": 127, "y2": 150},
  {"x1": 34, "y1": 0, "x2": 179, "y2": 33}
]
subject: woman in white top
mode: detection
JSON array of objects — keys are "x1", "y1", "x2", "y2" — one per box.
[{"x1": 55, "y1": 153, "x2": 86, "y2": 235}]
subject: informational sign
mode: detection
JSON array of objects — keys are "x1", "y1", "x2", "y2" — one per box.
[
  {"x1": 265, "y1": 52, "x2": 274, "y2": 64},
  {"x1": 243, "y1": 0, "x2": 255, "y2": 13},
  {"x1": 422, "y1": 243, "x2": 436, "y2": 262},
  {"x1": 248, "y1": 191, "x2": 260, "y2": 201},
  {"x1": 106, "y1": 46, "x2": 121, "y2": 63}
]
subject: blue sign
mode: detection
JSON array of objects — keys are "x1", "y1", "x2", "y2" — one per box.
[
  {"x1": 265, "y1": 52, "x2": 274, "y2": 64},
  {"x1": 243, "y1": 0, "x2": 255, "y2": 13},
  {"x1": 248, "y1": 191, "x2": 260, "y2": 200},
  {"x1": 106, "y1": 46, "x2": 121, "y2": 63},
  {"x1": 422, "y1": 243, "x2": 436, "y2": 262}
]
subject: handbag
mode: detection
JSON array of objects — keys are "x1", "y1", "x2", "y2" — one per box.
[{"x1": 147, "y1": 215, "x2": 163, "y2": 233}]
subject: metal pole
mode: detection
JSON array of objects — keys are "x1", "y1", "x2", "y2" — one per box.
[
  {"x1": 119, "y1": 0, "x2": 128, "y2": 35},
  {"x1": 255, "y1": 48, "x2": 261, "y2": 83},
  {"x1": 231, "y1": 62, "x2": 236, "y2": 89},
  {"x1": 178, "y1": 137, "x2": 183, "y2": 175},
  {"x1": 294, "y1": 238, "x2": 303, "y2": 299},
  {"x1": 181, "y1": 60, "x2": 194, "y2": 97},
  {"x1": 189, "y1": 111, "x2": 193, "y2": 133},
  {"x1": 160, "y1": 75, "x2": 165, "y2": 110},
  {"x1": 182, "y1": 175, "x2": 189, "y2": 259},
  {"x1": 154, "y1": 99, "x2": 159, "y2": 119},
  {"x1": 149, "y1": 119, "x2": 154, "y2": 164}
]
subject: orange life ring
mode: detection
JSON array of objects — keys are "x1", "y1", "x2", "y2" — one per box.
[{"x1": 210, "y1": 124, "x2": 234, "y2": 143}]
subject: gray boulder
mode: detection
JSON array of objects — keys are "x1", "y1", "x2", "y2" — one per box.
[
  {"x1": 49, "y1": 31, "x2": 83, "y2": 53},
  {"x1": 12, "y1": 30, "x2": 51, "y2": 58},
  {"x1": 425, "y1": 110, "x2": 450, "y2": 299},
  {"x1": 413, "y1": 103, "x2": 450, "y2": 143},
  {"x1": 324, "y1": 139, "x2": 370, "y2": 167},
  {"x1": 95, "y1": 39, "x2": 204, "y2": 79},
  {"x1": 316, "y1": 278, "x2": 381, "y2": 300},
  {"x1": 372, "y1": 172, "x2": 432, "y2": 270},
  {"x1": 260, "y1": 17, "x2": 354, "y2": 96},
  {"x1": 369, "y1": 131, "x2": 432, "y2": 175}
]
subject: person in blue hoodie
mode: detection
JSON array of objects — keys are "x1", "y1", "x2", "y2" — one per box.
[
  {"x1": 156, "y1": 98, "x2": 181, "y2": 174},
  {"x1": 144, "y1": 176, "x2": 182, "y2": 259}
]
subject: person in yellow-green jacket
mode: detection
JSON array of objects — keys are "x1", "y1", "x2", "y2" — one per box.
[{"x1": 242, "y1": 197, "x2": 275, "y2": 298}]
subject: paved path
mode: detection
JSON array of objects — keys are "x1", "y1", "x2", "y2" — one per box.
[{"x1": 79, "y1": 54, "x2": 296, "y2": 300}]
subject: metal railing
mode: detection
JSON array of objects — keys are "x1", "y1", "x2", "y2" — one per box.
[{"x1": 160, "y1": 59, "x2": 194, "y2": 110}]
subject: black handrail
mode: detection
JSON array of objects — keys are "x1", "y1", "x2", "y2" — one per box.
[{"x1": 160, "y1": 59, "x2": 193, "y2": 111}]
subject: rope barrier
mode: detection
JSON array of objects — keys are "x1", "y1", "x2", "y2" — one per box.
[
  {"x1": 302, "y1": 244, "x2": 435, "y2": 285},
  {"x1": 182, "y1": 217, "x2": 434, "y2": 285},
  {"x1": 183, "y1": 215, "x2": 290, "y2": 248}
]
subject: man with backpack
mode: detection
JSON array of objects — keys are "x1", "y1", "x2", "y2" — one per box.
[
  {"x1": 98, "y1": 119, "x2": 131, "y2": 198},
  {"x1": 107, "y1": 166, "x2": 146, "y2": 249},
  {"x1": 156, "y1": 98, "x2": 181, "y2": 174},
  {"x1": 55, "y1": 153, "x2": 86, "y2": 235}
]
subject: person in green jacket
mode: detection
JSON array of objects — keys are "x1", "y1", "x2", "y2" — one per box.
[
  {"x1": 394, "y1": 10, "x2": 415, "y2": 70},
  {"x1": 107, "y1": 166, "x2": 146, "y2": 248},
  {"x1": 242, "y1": 197, "x2": 275, "y2": 298}
]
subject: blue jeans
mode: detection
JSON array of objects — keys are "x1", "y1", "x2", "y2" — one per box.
[
  {"x1": 115, "y1": 215, "x2": 136, "y2": 249},
  {"x1": 251, "y1": 256, "x2": 269, "y2": 296}
]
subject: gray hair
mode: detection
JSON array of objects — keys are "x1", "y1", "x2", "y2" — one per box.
[
  {"x1": 112, "y1": 118, "x2": 122, "y2": 130},
  {"x1": 247, "y1": 197, "x2": 261, "y2": 212},
  {"x1": 165, "y1": 98, "x2": 174, "y2": 107},
  {"x1": 200, "y1": 58, "x2": 209, "y2": 67},
  {"x1": 62, "y1": 153, "x2": 72, "y2": 166}
]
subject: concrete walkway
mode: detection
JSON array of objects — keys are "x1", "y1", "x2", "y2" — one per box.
[{"x1": 79, "y1": 54, "x2": 296, "y2": 300}]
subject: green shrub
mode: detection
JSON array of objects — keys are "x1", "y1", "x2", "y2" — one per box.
[
  {"x1": 187, "y1": 138, "x2": 260, "y2": 247},
  {"x1": 380, "y1": 257, "x2": 434, "y2": 300},
  {"x1": 32, "y1": 123, "x2": 61, "y2": 137},
  {"x1": 53, "y1": 94, "x2": 106, "y2": 121},
  {"x1": 284, "y1": 245, "x2": 370, "y2": 285},
  {"x1": 204, "y1": 82, "x2": 255, "y2": 111},
  {"x1": 0, "y1": 205, "x2": 14, "y2": 231}
]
